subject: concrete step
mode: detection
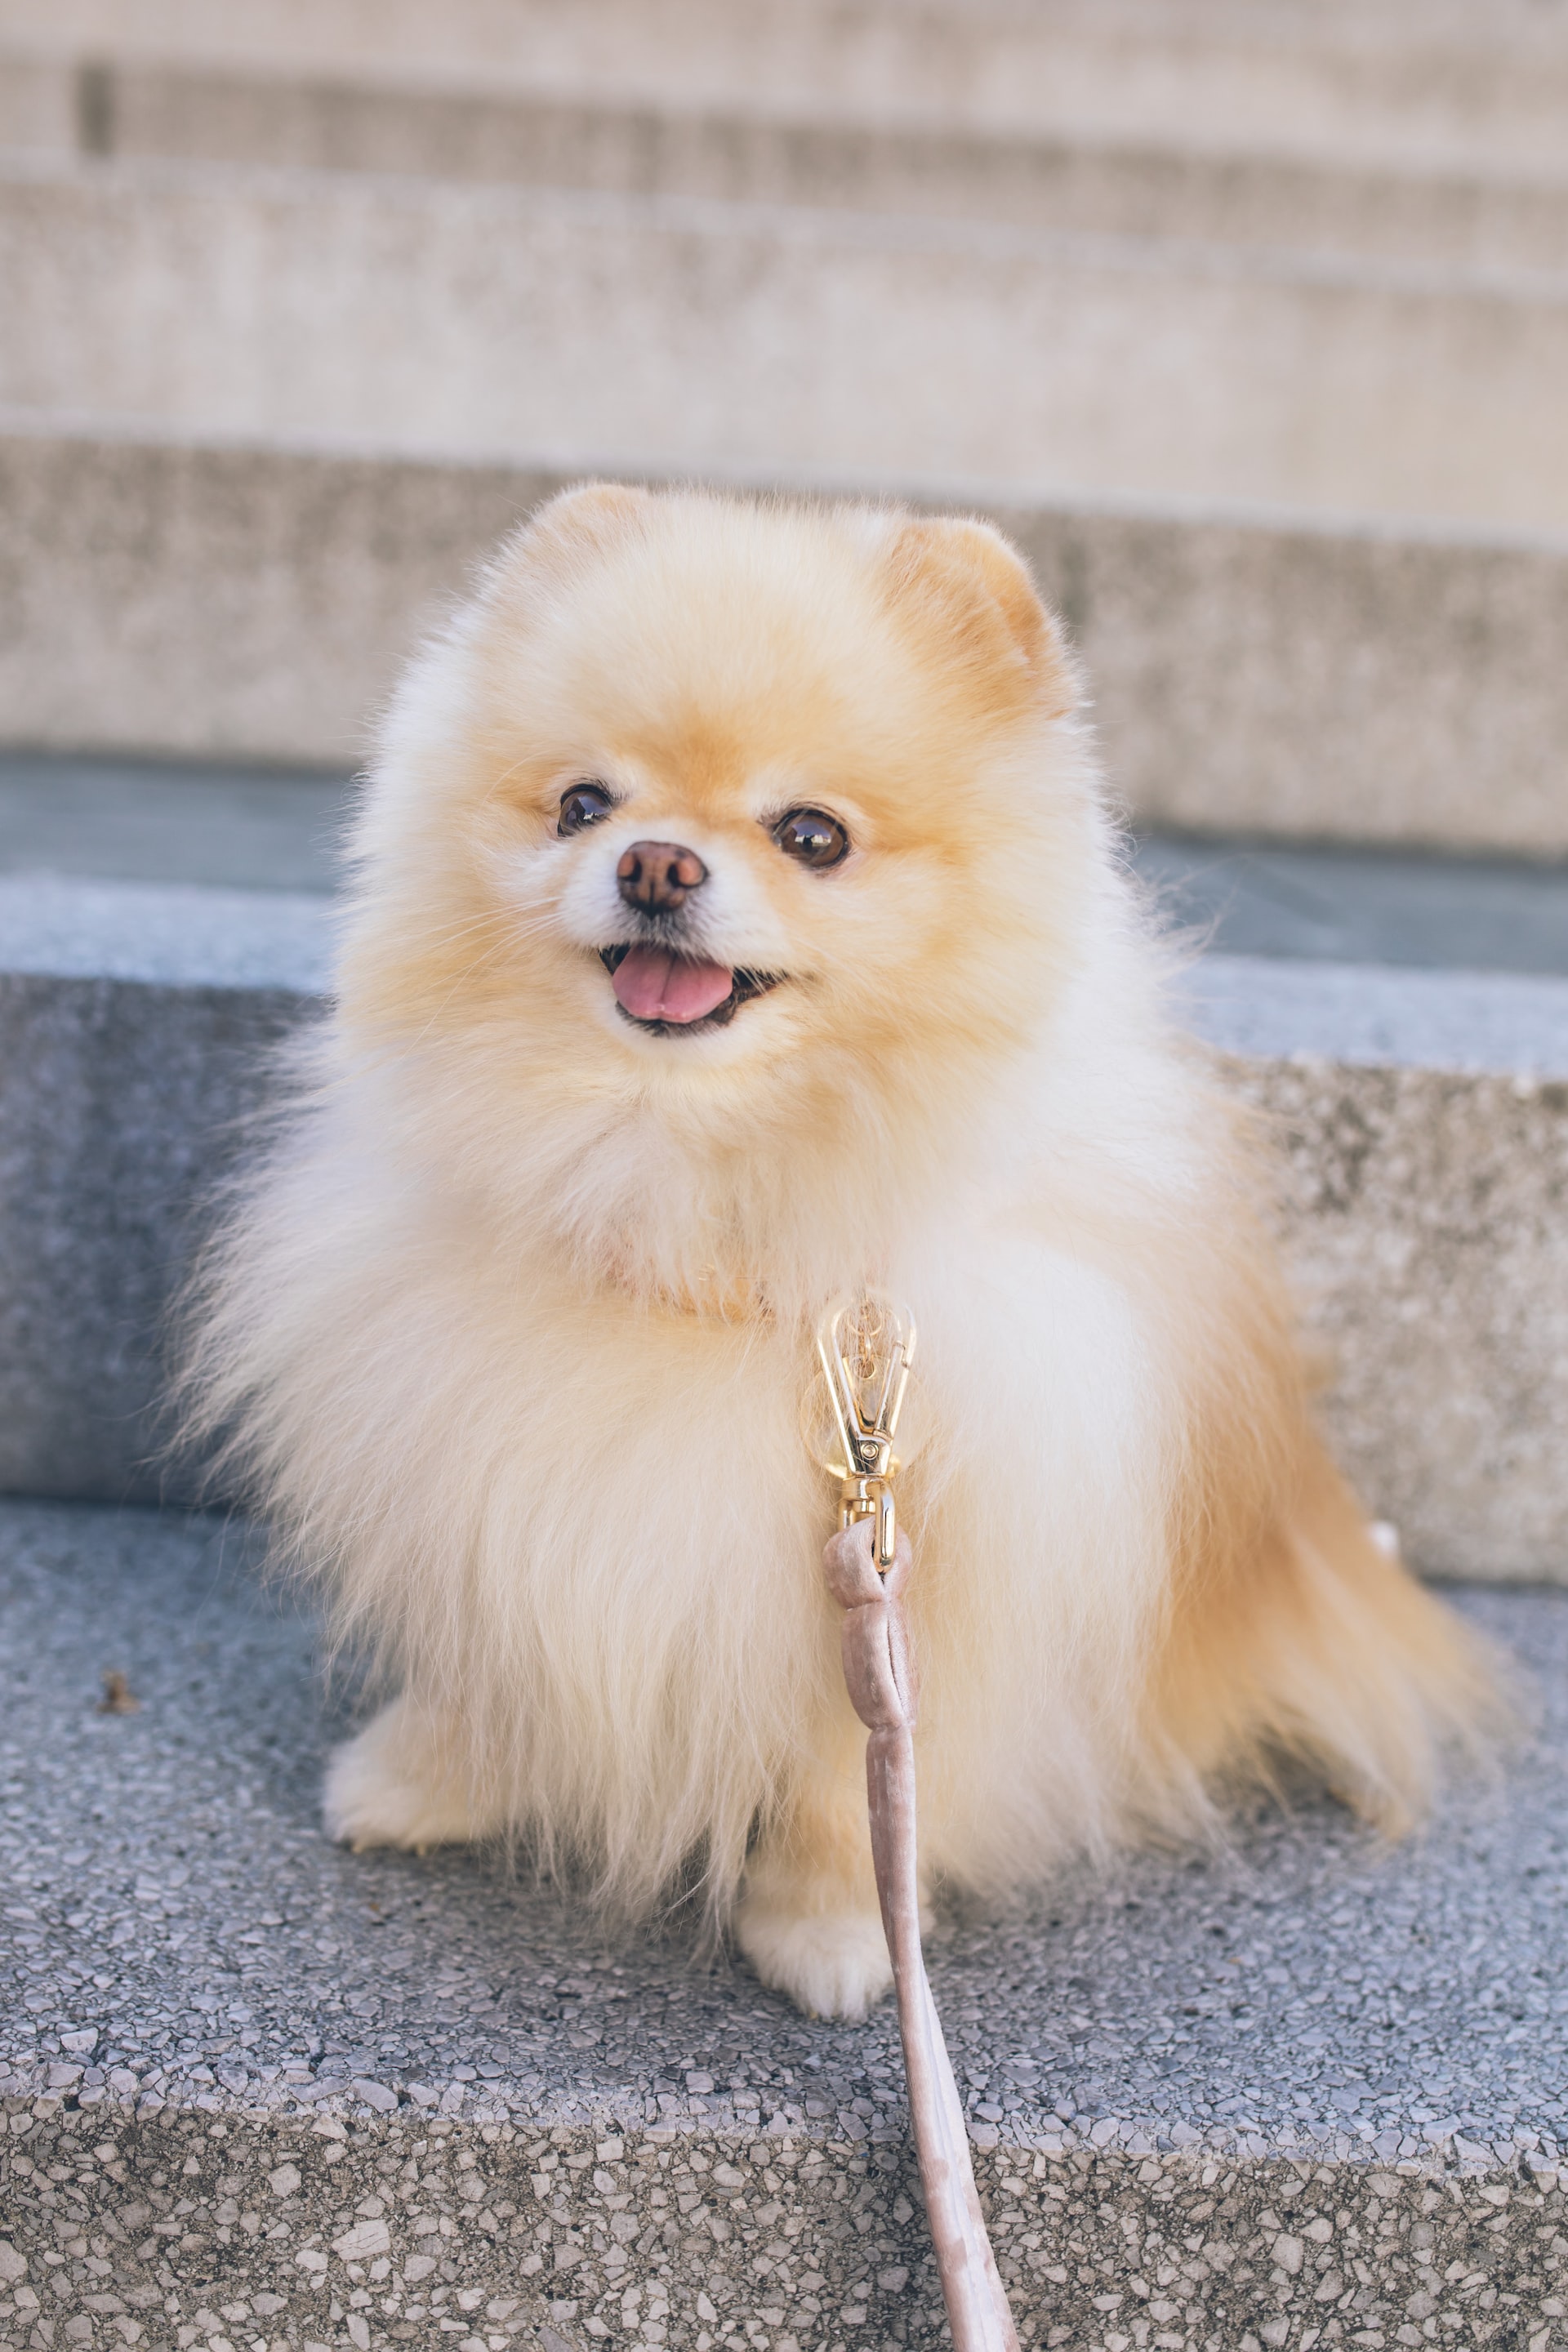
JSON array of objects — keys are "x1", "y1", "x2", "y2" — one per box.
[
  {"x1": 7, "y1": 55, "x2": 1568, "y2": 277},
  {"x1": 5, "y1": 0, "x2": 1568, "y2": 176},
  {"x1": 4, "y1": 158, "x2": 1566, "y2": 533},
  {"x1": 2, "y1": 860, "x2": 1565, "y2": 1579},
  {"x1": 2, "y1": 1495, "x2": 1568, "y2": 2352},
  {"x1": 7, "y1": 421, "x2": 1568, "y2": 858}
]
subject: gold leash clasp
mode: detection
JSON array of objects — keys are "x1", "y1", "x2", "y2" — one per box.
[{"x1": 815, "y1": 1293, "x2": 917, "y2": 1574}]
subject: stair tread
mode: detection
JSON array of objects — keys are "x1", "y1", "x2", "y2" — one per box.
[
  {"x1": 8, "y1": 1494, "x2": 1566, "y2": 2337},
  {"x1": 1139, "y1": 833, "x2": 1568, "y2": 980},
  {"x1": 0, "y1": 1491, "x2": 1561, "y2": 2170},
  {"x1": 0, "y1": 751, "x2": 345, "y2": 895}
]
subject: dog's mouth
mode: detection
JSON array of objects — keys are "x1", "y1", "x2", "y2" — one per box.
[{"x1": 598, "y1": 944, "x2": 784, "y2": 1035}]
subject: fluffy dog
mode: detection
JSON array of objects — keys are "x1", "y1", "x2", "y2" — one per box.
[{"x1": 189, "y1": 484, "x2": 1486, "y2": 2020}]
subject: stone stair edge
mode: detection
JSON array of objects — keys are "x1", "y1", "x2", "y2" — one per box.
[
  {"x1": 11, "y1": 49, "x2": 1568, "y2": 213},
  {"x1": 12, "y1": 398, "x2": 1568, "y2": 556},
  {"x1": 0, "y1": 874, "x2": 333, "y2": 992},
  {"x1": 1, "y1": 2076, "x2": 1561, "y2": 2178},
  {"x1": 7, "y1": 874, "x2": 1568, "y2": 1084}
]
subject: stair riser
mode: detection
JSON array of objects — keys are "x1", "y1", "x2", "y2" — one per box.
[
  {"x1": 2, "y1": 964, "x2": 1563, "y2": 1579},
  {"x1": 0, "y1": 2098, "x2": 1555, "y2": 2347},
  {"x1": 6, "y1": 428, "x2": 1566, "y2": 857},
  {"x1": 7, "y1": 60, "x2": 1568, "y2": 274},
  {"x1": 5, "y1": 165, "x2": 1568, "y2": 531},
  {"x1": 0, "y1": 973, "x2": 307, "y2": 1508},
  {"x1": 1235, "y1": 1056, "x2": 1568, "y2": 1584}
]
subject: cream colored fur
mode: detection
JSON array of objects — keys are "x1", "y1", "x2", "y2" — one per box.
[{"x1": 185, "y1": 487, "x2": 1488, "y2": 2021}]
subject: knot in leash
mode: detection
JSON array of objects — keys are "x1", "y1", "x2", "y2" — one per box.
[{"x1": 823, "y1": 1522, "x2": 915, "y2": 1734}]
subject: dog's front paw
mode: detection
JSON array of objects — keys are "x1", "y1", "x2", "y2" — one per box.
[
  {"x1": 735, "y1": 1895, "x2": 893, "y2": 2020},
  {"x1": 323, "y1": 1697, "x2": 489, "y2": 1854}
]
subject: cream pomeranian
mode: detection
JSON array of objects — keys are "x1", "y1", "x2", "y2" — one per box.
[{"x1": 188, "y1": 484, "x2": 1487, "y2": 2021}]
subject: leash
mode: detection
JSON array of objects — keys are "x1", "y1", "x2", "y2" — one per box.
[{"x1": 815, "y1": 1299, "x2": 1020, "y2": 2352}]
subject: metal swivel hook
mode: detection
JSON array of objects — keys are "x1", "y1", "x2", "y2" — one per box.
[{"x1": 815, "y1": 1293, "x2": 917, "y2": 1573}]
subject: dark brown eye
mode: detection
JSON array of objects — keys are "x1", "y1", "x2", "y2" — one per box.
[
  {"x1": 772, "y1": 807, "x2": 849, "y2": 868},
  {"x1": 558, "y1": 781, "x2": 616, "y2": 836}
]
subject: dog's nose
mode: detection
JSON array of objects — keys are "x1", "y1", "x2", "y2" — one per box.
[{"x1": 616, "y1": 840, "x2": 708, "y2": 913}]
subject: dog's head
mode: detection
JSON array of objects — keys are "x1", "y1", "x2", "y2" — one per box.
[{"x1": 341, "y1": 487, "x2": 1099, "y2": 1303}]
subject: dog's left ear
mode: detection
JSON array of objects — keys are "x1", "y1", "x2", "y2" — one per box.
[
  {"x1": 485, "y1": 480, "x2": 655, "y2": 631},
  {"x1": 882, "y1": 516, "x2": 1077, "y2": 718},
  {"x1": 521, "y1": 480, "x2": 654, "y2": 565}
]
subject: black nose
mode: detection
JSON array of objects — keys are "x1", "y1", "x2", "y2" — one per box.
[{"x1": 617, "y1": 840, "x2": 708, "y2": 913}]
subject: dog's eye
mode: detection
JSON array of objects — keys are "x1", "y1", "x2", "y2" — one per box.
[
  {"x1": 772, "y1": 808, "x2": 849, "y2": 868},
  {"x1": 558, "y1": 781, "x2": 616, "y2": 836}
]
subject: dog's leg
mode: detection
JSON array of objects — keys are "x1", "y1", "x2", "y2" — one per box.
[
  {"x1": 735, "y1": 1718, "x2": 915, "y2": 2020},
  {"x1": 323, "y1": 1692, "x2": 501, "y2": 1854}
]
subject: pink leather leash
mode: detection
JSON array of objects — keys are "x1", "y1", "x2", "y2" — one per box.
[{"x1": 823, "y1": 1519, "x2": 1021, "y2": 2352}]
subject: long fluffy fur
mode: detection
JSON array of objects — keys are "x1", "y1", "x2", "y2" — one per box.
[{"x1": 183, "y1": 485, "x2": 1489, "y2": 2014}]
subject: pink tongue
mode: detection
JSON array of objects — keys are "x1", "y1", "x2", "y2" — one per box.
[{"x1": 612, "y1": 947, "x2": 736, "y2": 1025}]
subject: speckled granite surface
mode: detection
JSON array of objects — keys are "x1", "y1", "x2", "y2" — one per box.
[{"x1": 2, "y1": 1501, "x2": 1568, "y2": 2350}]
